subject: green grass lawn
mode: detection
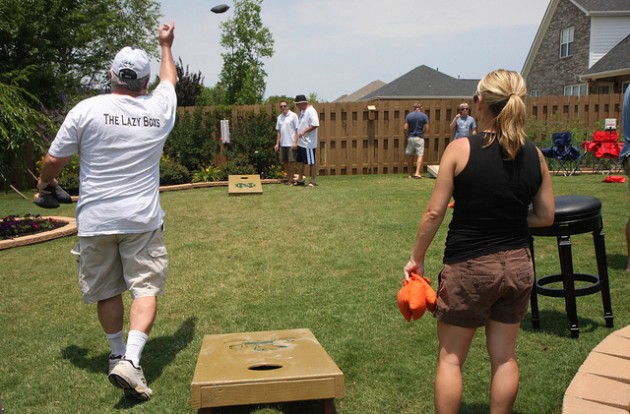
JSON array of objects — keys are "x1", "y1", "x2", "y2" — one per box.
[{"x1": 1, "y1": 173, "x2": 628, "y2": 413}]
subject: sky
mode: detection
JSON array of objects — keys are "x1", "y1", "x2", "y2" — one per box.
[{"x1": 152, "y1": 0, "x2": 551, "y2": 102}]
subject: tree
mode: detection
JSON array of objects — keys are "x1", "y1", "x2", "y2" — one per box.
[
  {"x1": 196, "y1": 85, "x2": 226, "y2": 107},
  {"x1": 175, "y1": 58, "x2": 205, "y2": 107},
  {"x1": 0, "y1": 0, "x2": 161, "y2": 110},
  {"x1": 218, "y1": 0, "x2": 274, "y2": 105},
  {"x1": 0, "y1": 71, "x2": 54, "y2": 187}
]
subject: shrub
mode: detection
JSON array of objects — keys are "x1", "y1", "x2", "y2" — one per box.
[
  {"x1": 265, "y1": 164, "x2": 285, "y2": 179},
  {"x1": 164, "y1": 106, "x2": 222, "y2": 171},
  {"x1": 160, "y1": 159, "x2": 190, "y2": 185},
  {"x1": 227, "y1": 110, "x2": 278, "y2": 176},
  {"x1": 219, "y1": 155, "x2": 257, "y2": 180},
  {"x1": 36, "y1": 155, "x2": 80, "y2": 195},
  {"x1": 191, "y1": 164, "x2": 222, "y2": 183}
]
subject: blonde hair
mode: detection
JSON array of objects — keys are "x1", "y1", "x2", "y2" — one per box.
[{"x1": 476, "y1": 69, "x2": 527, "y2": 160}]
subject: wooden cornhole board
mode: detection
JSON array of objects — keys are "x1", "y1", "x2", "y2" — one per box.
[
  {"x1": 228, "y1": 175, "x2": 263, "y2": 196},
  {"x1": 426, "y1": 165, "x2": 439, "y2": 178},
  {"x1": 191, "y1": 328, "x2": 344, "y2": 413}
]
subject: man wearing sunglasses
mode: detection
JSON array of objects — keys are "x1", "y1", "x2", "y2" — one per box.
[
  {"x1": 274, "y1": 100, "x2": 299, "y2": 184},
  {"x1": 450, "y1": 103, "x2": 477, "y2": 139}
]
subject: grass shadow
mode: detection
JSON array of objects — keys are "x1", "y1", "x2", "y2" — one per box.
[
  {"x1": 61, "y1": 317, "x2": 197, "y2": 407},
  {"x1": 607, "y1": 253, "x2": 628, "y2": 271},
  {"x1": 461, "y1": 402, "x2": 525, "y2": 414},
  {"x1": 210, "y1": 400, "x2": 334, "y2": 414},
  {"x1": 521, "y1": 310, "x2": 602, "y2": 337}
]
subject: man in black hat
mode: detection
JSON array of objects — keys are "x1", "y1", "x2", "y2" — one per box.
[{"x1": 293, "y1": 94, "x2": 320, "y2": 187}]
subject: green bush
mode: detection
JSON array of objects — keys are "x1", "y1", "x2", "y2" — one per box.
[
  {"x1": 36, "y1": 154, "x2": 81, "y2": 195},
  {"x1": 191, "y1": 164, "x2": 222, "y2": 183},
  {"x1": 164, "y1": 106, "x2": 224, "y2": 171},
  {"x1": 57, "y1": 174, "x2": 80, "y2": 196},
  {"x1": 160, "y1": 159, "x2": 190, "y2": 185},
  {"x1": 227, "y1": 110, "x2": 278, "y2": 177},
  {"x1": 219, "y1": 155, "x2": 257, "y2": 180},
  {"x1": 265, "y1": 164, "x2": 285, "y2": 179}
]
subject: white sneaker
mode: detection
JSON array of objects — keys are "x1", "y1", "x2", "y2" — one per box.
[
  {"x1": 108, "y1": 354, "x2": 122, "y2": 375},
  {"x1": 108, "y1": 358, "x2": 153, "y2": 400}
]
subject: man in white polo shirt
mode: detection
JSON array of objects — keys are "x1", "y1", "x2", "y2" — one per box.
[{"x1": 294, "y1": 94, "x2": 320, "y2": 187}]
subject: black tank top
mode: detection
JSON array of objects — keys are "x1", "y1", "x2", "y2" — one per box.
[{"x1": 443, "y1": 133, "x2": 542, "y2": 264}]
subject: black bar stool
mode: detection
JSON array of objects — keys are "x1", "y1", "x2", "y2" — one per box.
[{"x1": 529, "y1": 195, "x2": 613, "y2": 338}]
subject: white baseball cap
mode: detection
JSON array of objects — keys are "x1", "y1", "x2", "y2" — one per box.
[{"x1": 112, "y1": 47, "x2": 150, "y2": 80}]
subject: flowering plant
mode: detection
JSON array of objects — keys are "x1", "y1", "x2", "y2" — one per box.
[{"x1": 0, "y1": 214, "x2": 68, "y2": 240}]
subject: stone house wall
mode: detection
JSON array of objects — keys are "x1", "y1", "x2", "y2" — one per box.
[{"x1": 526, "y1": 0, "x2": 591, "y2": 95}]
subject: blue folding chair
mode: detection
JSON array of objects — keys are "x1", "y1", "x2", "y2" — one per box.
[{"x1": 541, "y1": 132, "x2": 584, "y2": 176}]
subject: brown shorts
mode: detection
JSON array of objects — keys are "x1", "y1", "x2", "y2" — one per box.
[
  {"x1": 279, "y1": 146, "x2": 297, "y2": 163},
  {"x1": 435, "y1": 248, "x2": 534, "y2": 327}
]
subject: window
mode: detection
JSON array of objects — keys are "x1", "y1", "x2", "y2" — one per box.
[
  {"x1": 529, "y1": 90, "x2": 541, "y2": 97},
  {"x1": 560, "y1": 27, "x2": 574, "y2": 58},
  {"x1": 563, "y1": 84, "x2": 587, "y2": 96},
  {"x1": 596, "y1": 83, "x2": 612, "y2": 95}
]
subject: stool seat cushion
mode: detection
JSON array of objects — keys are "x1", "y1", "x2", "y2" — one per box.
[{"x1": 552, "y1": 195, "x2": 601, "y2": 222}]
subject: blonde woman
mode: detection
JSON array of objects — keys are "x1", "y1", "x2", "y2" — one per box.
[{"x1": 404, "y1": 69, "x2": 555, "y2": 414}]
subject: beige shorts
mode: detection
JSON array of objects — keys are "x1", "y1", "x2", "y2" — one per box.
[
  {"x1": 72, "y1": 227, "x2": 168, "y2": 304},
  {"x1": 405, "y1": 136, "x2": 425, "y2": 156}
]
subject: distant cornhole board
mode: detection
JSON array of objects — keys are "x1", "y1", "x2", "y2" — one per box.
[
  {"x1": 228, "y1": 174, "x2": 263, "y2": 196},
  {"x1": 427, "y1": 165, "x2": 439, "y2": 178},
  {"x1": 191, "y1": 328, "x2": 344, "y2": 413}
]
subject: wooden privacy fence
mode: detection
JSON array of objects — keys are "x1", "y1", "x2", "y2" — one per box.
[{"x1": 207, "y1": 93, "x2": 626, "y2": 176}]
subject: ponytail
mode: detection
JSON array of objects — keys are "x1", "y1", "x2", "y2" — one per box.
[{"x1": 477, "y1": 70, "x2": 527, "y2": 160}]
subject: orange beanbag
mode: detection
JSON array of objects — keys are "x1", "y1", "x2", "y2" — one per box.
[{"x1": 397, "y1": 272, "x2": 437, "y2": 321}]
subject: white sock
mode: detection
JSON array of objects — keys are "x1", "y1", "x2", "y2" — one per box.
[
  {"x1": 106, "y1": 331, "x2": 125, "y2": 357},
  {"x1": 124, "y1": 330, "x2": 148, "y2": 367}
]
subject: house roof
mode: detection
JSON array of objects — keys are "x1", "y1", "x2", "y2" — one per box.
[
  {"x1": 333, "y1": 80, "x2": 387, "y2": 102},
  {"x1": 570, "y1": 0, "x2": 630, "y2": 15},
  {"x1": 522, "y1": 0, "x2": 630, "y2": 79},
  {"x1": 580, "y1": 34, "x2": 630, "y2": 80},
  {"x1": 360, "y1": 65, "x2": 478, "y2": 100}
]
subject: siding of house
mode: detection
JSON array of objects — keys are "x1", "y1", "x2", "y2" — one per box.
[
  {"x1": 590, "y1": 16, "x2": 630, "y2": 67},
  {"x1": 527, "y1": 0, "x2": 591, "y2": 95}
]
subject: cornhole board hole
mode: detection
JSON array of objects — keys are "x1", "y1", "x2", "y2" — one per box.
[
  {"x1": 228, "y1": 175, "x2": 263, "y2": 196},
  {"x1": 191, "y1": 328, "x2": 344, "y2": 413},
  {"x1": 426, "y1": 165, "x2": 439, "y2": 178}
]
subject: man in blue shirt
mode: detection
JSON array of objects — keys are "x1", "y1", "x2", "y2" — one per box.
[
  {"x1": 450, "y1": 102, "x2": 477, "y2": 139},
  {"x1": 404, "y1": 103, "x2": 429, "y2": 179},
  {"x1": 620, "y1": 85, "x2": 630, "y2": 271}
]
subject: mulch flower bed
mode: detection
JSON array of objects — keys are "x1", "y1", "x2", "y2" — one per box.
[{"x1": 1, "y1": 214, "x2": 69, "y2": 240}]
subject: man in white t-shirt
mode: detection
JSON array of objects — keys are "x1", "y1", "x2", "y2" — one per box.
[
  {"x1": 294, "y1": 94, "x2": 320, "y2": 187},
  {"x1": 274, "y1": 100, "x2": 298, "y2": 184},
  {"x1": 37, "y1": 22, "x2": 177, "y2": 401}
]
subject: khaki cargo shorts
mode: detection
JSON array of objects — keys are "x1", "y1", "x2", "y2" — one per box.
[{"x1": 72, "y1": 227, "x2": 168, "y2": 304}]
